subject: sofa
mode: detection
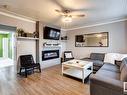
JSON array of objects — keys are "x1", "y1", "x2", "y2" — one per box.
[
  {"x1": 81, "y1": 53, "x2": 105, "y2": 72},
  {"x1": 90, "y1": 57, "x2": 127, "y2": 95}
]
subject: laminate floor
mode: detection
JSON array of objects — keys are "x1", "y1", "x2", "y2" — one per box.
[
  {"x1": 0, "y1": 58, "x2": 14, "y2": 68},
  {"x1": 0, "y1": 65, "x2": 90, "y2": 95}
]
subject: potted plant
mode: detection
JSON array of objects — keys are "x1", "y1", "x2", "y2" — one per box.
[{"x1": 17, "y1": 28, "x2": 24, "y2": 37}]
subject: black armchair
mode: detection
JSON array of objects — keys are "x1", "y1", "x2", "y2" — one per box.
[
  {"x1": 19, "y1": 55, "x2": 41, "y2": 77},
  {"x1": 64, "y1": 51, "x2": 74, "y2": 62}
]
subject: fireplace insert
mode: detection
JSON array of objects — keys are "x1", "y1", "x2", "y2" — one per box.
[{"x1": 42, "y1": 50, "x2": 59, "y2": 61}]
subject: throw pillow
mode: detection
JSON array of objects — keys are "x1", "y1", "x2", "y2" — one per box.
[
  {"x1": 104, "y1": 53, "x2": 127, "y2": 64},
  {"x1": 104, "y1": 53, "x2": 119, "y2": 64},
  {"x1": 115, "y1": 60, "x2": 122, "y2": 67},
  {"x1": 121, "y1": 54, "x2": 127, "y2": 60},
  {"x1": 65, "y1": 53, "x2": 73, "y2": 58}
]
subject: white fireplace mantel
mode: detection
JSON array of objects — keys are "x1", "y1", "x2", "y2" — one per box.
[{"x1": 36, "y1": 21, "x2": 66, "y2": 69}]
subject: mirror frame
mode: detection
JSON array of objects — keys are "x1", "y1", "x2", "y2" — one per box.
[{"x1": 75, "y1": 32, "x2": 109, "y2": 47}]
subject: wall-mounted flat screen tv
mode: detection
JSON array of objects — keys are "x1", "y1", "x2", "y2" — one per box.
[
  {"x1": 76, "y1": 35, "x2": 84, "y2": 42},
  {"x1": 43, "y1": 26, "x2": 61, "y2": 40}
]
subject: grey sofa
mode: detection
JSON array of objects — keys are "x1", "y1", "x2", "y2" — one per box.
[
  {"x1": 82, "y1": 53, "x2": 105, "y2": 72},
  {"x1": 90, "y1": 57, "x2": 127, "y2": 95}
]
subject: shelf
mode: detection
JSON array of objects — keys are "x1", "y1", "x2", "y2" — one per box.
[
  {"x1": 63, "y1": 68, "x2": 92, "y2": 79},
  {"x1": 17, "y1": 37, "x2": 39, "y2": 40},
  {"x1": 43, "y1": 45, "x2": 61, "y2": 48}
]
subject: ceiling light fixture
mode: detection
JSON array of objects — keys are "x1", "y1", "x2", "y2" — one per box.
[
  {"x1": 62, "y1": 16, "x2": 72, "y2": 22},
  {"x1": 96, "y1": 34, "x2": 102, "y2": 38}
]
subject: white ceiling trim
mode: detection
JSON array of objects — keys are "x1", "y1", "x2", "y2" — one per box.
[
  {"x1": 0, "y1": 10, "x2": 126, "y2": 31},
  {"x1": 0, "y1": 11, "x2": 36, "y2": 23},
  {"x1": 62, "y1": 18, "x2": 127, "y2": 31}
]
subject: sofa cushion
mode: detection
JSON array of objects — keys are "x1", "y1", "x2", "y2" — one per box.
[
  {"x1": 90, "y1": 53, "x2": 105, "y2": 61},
  {"x1": 92, "y1": 60, "x2": 104, "y2": 67},
  {"x1": 120, "y1": 64, "x2": 127, "y2": 82},
  {"x1": 82, "y1": 58, "x2": 103, "y2": 67},
  {"x1": 101, "y1": 63, "x2": 120, "y2": 73},
  {"x1": 96, "y1": 69, "x2": 120, "y2": 80}
]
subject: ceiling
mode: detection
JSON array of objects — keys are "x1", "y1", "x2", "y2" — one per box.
[{"x1": 0, "y1": 0, "x2": 127, "y2": 29}]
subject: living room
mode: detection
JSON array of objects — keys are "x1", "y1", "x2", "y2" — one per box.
[{"x1": 0, "y1": 0, "x2": 127, "y2": 95}]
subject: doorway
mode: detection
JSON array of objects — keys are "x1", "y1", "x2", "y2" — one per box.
[{"x1": 0, "y1": 24, "x2": 16, "y2": 68}]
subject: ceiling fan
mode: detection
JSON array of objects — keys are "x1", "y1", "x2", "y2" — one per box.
[{"x1": 55, "y1": 9, "x2": 85, "y2": 22}]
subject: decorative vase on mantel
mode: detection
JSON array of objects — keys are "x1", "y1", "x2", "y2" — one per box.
[
  {"x1": 17, "y1": 28, "x2": 24, "y2": 37},
  {"x1": 33, "y1": 31, "x2": 39, "y2": 38}
]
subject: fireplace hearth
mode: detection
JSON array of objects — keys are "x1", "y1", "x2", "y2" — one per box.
[{"x1": 42, "y1": 50, "x2": 59, "y2": 61}]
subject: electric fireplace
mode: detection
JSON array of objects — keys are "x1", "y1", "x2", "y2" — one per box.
[{"x1": 42, "y1": 50, "x2": 59, "y2": 61}]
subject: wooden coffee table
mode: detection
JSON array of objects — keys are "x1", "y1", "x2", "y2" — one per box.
[{"x1": 62, "y1": 59, "x2": 93, "y2": 83}]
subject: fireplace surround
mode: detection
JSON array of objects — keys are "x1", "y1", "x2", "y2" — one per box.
[{"x1": 42, "y1": 50, "x2": 59, "y2": 61}]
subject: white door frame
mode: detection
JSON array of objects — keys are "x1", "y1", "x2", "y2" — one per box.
[{"x1": 2, "y1": 38, "x2": 9, "y2": 58}]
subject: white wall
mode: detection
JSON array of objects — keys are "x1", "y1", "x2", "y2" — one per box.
[
  {"x1": 38, "y1": 22, "x2": 66, "y2": 68},
  {"x1": 16, "y1": 39, "x2": 36, "y2": 61},
  {"x1": 60, "y1": 30, "x2": 67, "y2": 57},
  {"x1": 0, "y1": 15, "x2": 35, "y2": 33},
  {"x1": 0, "y1": 14, "x2": 36, "y2": 61},
  {"x1": 66, "y1": 20, "x2": 127, "y2": 59}
]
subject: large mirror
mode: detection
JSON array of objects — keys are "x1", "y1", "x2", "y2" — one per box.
[{"x1": 75, "y1": 32, "x2": 109, "y2": 47}]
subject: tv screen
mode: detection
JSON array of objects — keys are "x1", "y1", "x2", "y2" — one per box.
[
  {"x1": 43, "y1": 26, "x2": 60, "y2": 40},
  {"x1": 76, "y1": 35, "x2": 84, "y2": 42}
]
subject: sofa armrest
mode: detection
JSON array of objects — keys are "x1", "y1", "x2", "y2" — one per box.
[{"x1": 90, "y1": 74, "x2": 123, "y2": 92}]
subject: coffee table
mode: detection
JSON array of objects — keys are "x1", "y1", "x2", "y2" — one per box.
[{"x1": 62, "y1": 59, "x2": 93, "y2": 83}]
